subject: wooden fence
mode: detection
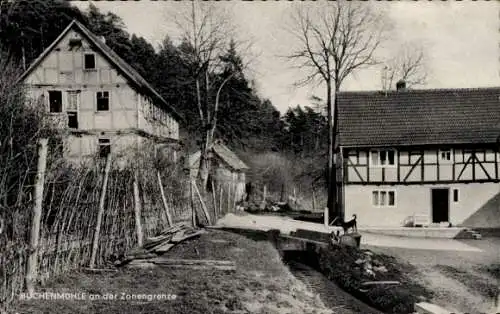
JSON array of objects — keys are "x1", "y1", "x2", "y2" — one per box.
[{"x1": 0, "y1": 139, "x2": 240, "y2": 311}]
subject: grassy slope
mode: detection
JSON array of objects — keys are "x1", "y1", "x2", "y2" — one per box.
[{"x1": 13, "y1": 230, "x2": 334, "y2": 314}]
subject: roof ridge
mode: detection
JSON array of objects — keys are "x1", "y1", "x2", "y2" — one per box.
[
  {"x1": 18, "y1": 20, "x2": 183, "y2": 121},
  {"x1": 337, "y1": 86, "x2": 500, "y2": 95}
]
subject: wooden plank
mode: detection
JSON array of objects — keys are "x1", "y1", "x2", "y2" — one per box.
[
  {"x1": 475, "y1": 154, "x2": 492, "y2": 180},
  {"x1": 89, "y1": 153, "x2": 111, "y2": 268},
  {"x1": 436, "y1": 149, "x2": 440, "y2": 181},
  {"x1": 133, "y1": 173, "x2": 144, "y2": 246},
  {"x1": 403, "y1": 155, "x2": 422, "y2": 182},
  {"x1": 26, "y1": 138, "x2": 48, "y2": 295},
  {"x1": 472, "y1": 151, "x2": 476, "y2": 180},
  {"x1": 420, "y1": 150, "x2": 425, "y2": 181},
  {"x1": 347, "y1": 158, "x2": 364, "y2": 182},
  {"x1": 456, "y1": 155, "x2": 473, "y2": 180},
  {"x1": 397, "y1": 150, "x2": 401, "y2": 182},
  {"x1": 452, "y1": 148, "x2": 456, "y2": 181},
  {"x1": 495, "y1": 149, "x2": 498, "y2": 180},
  {"x1": 193, "y1": 181, "x2": 212, "y2": 225},
  {"x1": 157, "y1": 171, "x2": 173, "y2": 227},
  {"x1": 149, "y1": 258, "x2": 235, "y2": 266},
  {"x1": 366, "y1": 149, "x2": 370, "y2": 182}
]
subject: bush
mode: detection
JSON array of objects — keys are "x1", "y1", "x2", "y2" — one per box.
[{"x1": 318, "y1": 244, "x2": 433, "y2": 314}]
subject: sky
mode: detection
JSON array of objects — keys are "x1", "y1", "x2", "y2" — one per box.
[{"x1": 74, "y1": 1, "x2": 499, "y2": 113}]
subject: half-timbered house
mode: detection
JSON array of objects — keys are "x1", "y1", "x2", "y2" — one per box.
[
  {"x1": 18, "y1": 20, "x2": 182, "y2": 164},
  {"x1": 337, "y1": 83, "x2": 500, "y2": 228}
]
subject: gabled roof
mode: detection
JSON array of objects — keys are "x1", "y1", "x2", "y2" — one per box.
[
  {"x1": 337, "y1": 87, "x2": 500, "y2": 147},
  {"x1": 189, "y1": 143, "x2": 249, "y2": 171},
  {"x1": 17, "y1": 20, "x2": 182, "y2": 121}
]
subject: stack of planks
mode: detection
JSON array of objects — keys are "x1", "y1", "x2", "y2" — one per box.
[
  {"x1": 115, "y1": 222, "x2": 236, "y2": 271},
  {"x1": 116, "y1": 222, "x2": 206, "y2": 266}
]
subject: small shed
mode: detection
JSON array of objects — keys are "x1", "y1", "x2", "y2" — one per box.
[{"x1": 188, "y1": 141, "x2": 249, "y2": 202}]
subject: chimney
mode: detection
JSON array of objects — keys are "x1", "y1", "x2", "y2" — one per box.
[{"x1": 396, "y1": 79, "x2": 406, "y2": 91}]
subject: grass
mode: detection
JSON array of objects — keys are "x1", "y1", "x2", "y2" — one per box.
[
  {"x1": 12, "y1": 229, "x2": 333, "y2": 314},
  {"x1": 477, "y1": 263, "x2": 500, "y2": 280},
  {"x1": 317, "y1": 244, "x2": 433, "y2": 314},
  {"x1": 436, "y1": 264, "x2": 499, "y2": 300}
]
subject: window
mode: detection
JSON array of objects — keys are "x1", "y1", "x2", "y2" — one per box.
[
  {"x1": 440, "y1": 149, "x2": 451, "y2": 162},
  {"x1": 67, "y1": 112, "x2": 78, "y2": 129},
  {"x1": 96, "y1": 91, "x2": 109, "y2": 111},
  {"x1": 66, "y1": 91, "x2": 79, "y2": 129},
  {"x1": 370, "y1": 149, "x2": 396, "y2": 167},
  {"x1": 98, "y1": 138, "x2": 111, "y2": 158},
  {"x1": 453, "y1": 189, "x2": 459, "y2": 202},
  {"x1": 67, "y1": 91, "x2": 78, "y2": 111},
  {"x1": 372, "y1": 190, "x2": 396, "y2": 207},
  {"x1": 48, "y1": 91, "x2": 62, "y2": 113},
  {"x1": 84, "y1": 53, "x2": 96, "y2": 69}
]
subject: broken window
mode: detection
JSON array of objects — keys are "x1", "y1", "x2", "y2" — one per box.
[
  {"x1": 98, "y1": 138, "x2": 111, "y2": 158},
  {"x1": 96, "y1": 91, "x2": 109, "y2": 111},
  {"x1": 48, "y1": 91, "x2": 62, "y2": 113},
  {"x1": 84, "y1": 53, "x2": 96, "y2": 69}
]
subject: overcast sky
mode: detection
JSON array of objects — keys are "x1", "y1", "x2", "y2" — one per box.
[{"x1": 74, "y1": 1, "x2": 499, "y2": 113}]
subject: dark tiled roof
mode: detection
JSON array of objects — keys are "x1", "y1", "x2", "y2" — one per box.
[
  {"x1": 18, "y1": 20, "x2": 182, "y2": 121},
  {"x1": 337, "y1": 87, "x2": 500, "y2": 147}
]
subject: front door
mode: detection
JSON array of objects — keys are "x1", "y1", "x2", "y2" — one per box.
[{"x1": 431, "y1": 188, "x2": 449, "y2": 223}]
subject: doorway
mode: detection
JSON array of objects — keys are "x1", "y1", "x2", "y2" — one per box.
[{"x1": 431, "y1": 188, "x2": 449, "y2": 223}]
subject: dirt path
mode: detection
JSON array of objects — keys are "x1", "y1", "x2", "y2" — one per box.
[{"x1": 366, "y1": 238, "x2": 500, "y2": 314}]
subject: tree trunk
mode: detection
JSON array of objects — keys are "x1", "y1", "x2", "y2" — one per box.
[
  {"x1": 326, "y1": 82, "x2": 336, "y2": 222},
  {"x1": 199, "y1": 131, "x2": 211, "y2": 190}
]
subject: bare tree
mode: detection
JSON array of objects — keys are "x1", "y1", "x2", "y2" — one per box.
[
  {"x1": 287, "y1": 1, "x2": 388, "y2": 220},
  {"x1": 169, "y1": 2, "x2": 244, "y2": 189},
  {"x1": 381, "y1": 42, "x2": 428, "y2": 90}
]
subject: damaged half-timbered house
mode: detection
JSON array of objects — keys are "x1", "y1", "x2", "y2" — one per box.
[
  {"x1": 17, "y1": 20, "x2": 182, "y2": 165},
  {"x1": 337, "y1": 82, "x2": 500, "y2": 228}
]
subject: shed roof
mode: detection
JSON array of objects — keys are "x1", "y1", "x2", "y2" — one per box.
[
  {"x1": 189, "y1": 143, "x2": 249, "y2": 171},
  {"x1": 337, "y1": 87, "x2": 500, "y2": 147}
]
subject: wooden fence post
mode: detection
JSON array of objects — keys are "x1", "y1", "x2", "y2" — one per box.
[
  {"x1": 26, "y1": 138, "x2": 48, "y2": 295},
  {"x1": 89, "y1": 154, "x2": 112, "y2": 268},
  {"x1": 212, "y1": 184, "x2": 217, "y2": 221},
  {"x1": 227, "y1": 184, "x2": 231, "y2": 213},
  {"x1": 260, "y1": 185, "x2": 267, "y2": 210},
  {"x1": 193, "y1": 181, "x2": 212, "y2": 225},
  {"x1": 312, "y1": 189, "x2": 316, "y2": 211},
  {"x1": 133, "y1": 172, "x2": 144, "y2": 246},
  {"x1": 190, "y1": 178, "x2": 196, "y2": 227},
  {"x1": 157, "y1": 171, "x2": 172, "y2": 227},
  {"x1": 218, "y1": 185, "x2": 223, "y2": 218}
]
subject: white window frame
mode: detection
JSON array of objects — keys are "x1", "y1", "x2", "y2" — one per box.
[
  {"x1": 370, "y1": 149, "x2": 397, "y2": 168},
  {"x1": 439, "y1": 149, "x2": 452, "y2": 163},
  {"x1": 66, "y1": 91, "x2": 80, "y2": 129},
  {"x1": 83, "y1": 53, "x2": 96, "y2": 70},
  {"x1": 372, "y1": 189, "x2": 397, "y2": 208}
]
